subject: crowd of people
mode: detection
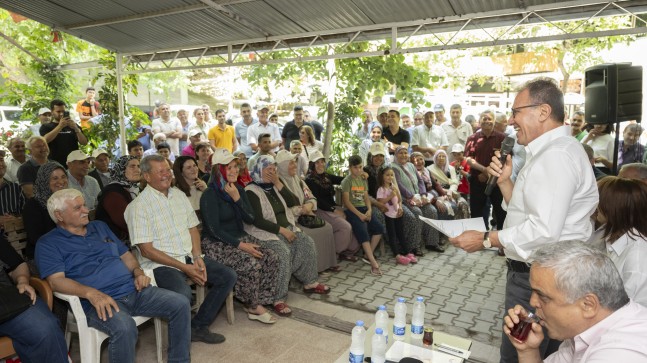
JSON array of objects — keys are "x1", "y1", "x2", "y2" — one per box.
[{"x1": 2, "y1": 79, "x2": 647, "y2": 362}]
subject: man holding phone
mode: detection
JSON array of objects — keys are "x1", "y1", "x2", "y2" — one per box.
[{"x1": 40, "y1": 99, "x2": 88, "y2": 167}]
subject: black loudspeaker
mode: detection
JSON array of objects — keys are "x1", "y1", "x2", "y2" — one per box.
[{"x1": 585, "y1": 63, "x2": 642, "y2": 124}]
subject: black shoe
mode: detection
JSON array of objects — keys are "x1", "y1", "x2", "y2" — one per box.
[
  {"x1": 191, "y1": 327, "x2": 226, "y2": 344},
  {"x1": 426, "y1": 244, "x2": 445, "y2": 253},
  {"x1": 412, "y1": 248, "x2": 425, "y2": 257}
]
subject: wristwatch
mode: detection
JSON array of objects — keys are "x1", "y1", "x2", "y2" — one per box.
[{"x1": 483, "y1": 231, "x2": 491, "y2": 248}]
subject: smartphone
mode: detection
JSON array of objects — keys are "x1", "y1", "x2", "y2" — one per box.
[{"x1": 63, "y1": 111, "x2": 70, "y2": 118}]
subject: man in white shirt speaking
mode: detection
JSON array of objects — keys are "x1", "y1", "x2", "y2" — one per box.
[{"x1": 450, "y1": 78, "x2": 599, "y2": 363}]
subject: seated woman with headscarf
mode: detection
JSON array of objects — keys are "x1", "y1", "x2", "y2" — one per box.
[
  {"x1": 200, "y1": 149, "x2": 281, "y2": 323},
  {"x1": 305, "y1": 151, "x2": 359, "y2": 261},
  {"x1": 359, "y1": 123, "x2": 391, "y2": 164},
  {"x1": 23, "y1": 162, "x2": 68, "y2": 260},
  {"x1": 391, "y1": 146, "x2": 444, "y2": 254},
  {"x1": 275, "y1": 150, "x2": 340, "y2": 273},
  {"x1": 411, "y1": 151, "x2": 455, "y2": 221},
  {"x1": 427, "y1": 149, "x2": 470, "y2": 219},
  {"x1": 245, "y1": 155, "x2": 331, "y2": 316},
  {"x1": 95, "y1": 155, "x2": 141, "y2": 243}
]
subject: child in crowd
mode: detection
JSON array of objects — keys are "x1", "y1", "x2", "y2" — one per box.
[
  {"x1": 156, "y1": 142, "x2": 171, "y2": 160},
  {"x1": 377, "y1": 166, "x2": 416, "y2": 266},
  {"x1": 341, "y1": 155, "x2": 385, "y2": 275}
]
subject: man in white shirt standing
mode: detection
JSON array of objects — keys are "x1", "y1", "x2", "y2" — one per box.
[
  {"x1": 247, "y1": 106, "x2": 281, "y2": 154},
  {"x1": 151, "y1": 103, "x2": 182, "y2": 156},
  {"x1": 450, "y1": 78, "x2": 599, "y2": 363},
  {"x1": 504, "y1": 241, "x2": 647, "y2": 363},
  {"x1": 411, "y1": 111, "x2": 449, "y2": 164},
  {"x1": 441, "y1": 104, "x2": 472, "y2": 162}
]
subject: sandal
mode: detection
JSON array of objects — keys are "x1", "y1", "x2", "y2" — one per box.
[
  {"x1": 327, "y1": 265, "x2": 343, "y2": 273},
  {"x1": 339, "y1": 254, "x2": 359, "y2": 262},
  {"x1": 303, "y1": 283, "x2": 331, "y2": 294},
  {"x1": 248, "y1": 312, "x2": 277, "y2": 324},
  {"x1": 273, "y1": 302, "x2": 292, "y2": 317},
  {"x1": 371, "y1": 266, "x2": 383, "y2": 276}
]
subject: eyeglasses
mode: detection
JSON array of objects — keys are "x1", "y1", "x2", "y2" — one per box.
[{"x1": 510, "y1": 104, "x2": 542, "y2": 118}]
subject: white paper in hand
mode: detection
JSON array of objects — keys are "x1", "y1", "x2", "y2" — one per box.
[{"x1": 418, "y1": 216, "x2": 487, "y2": 238}]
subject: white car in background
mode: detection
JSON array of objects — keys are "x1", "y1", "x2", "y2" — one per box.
[{"x1": 0, "y1": 106, "x2": 32, "y2": 136}]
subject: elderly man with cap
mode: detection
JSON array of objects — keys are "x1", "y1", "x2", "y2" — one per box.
[
  {"x1": 433, "y1": 104, "x2": 447, "y2": 125},
  {"x1": 4, "y1": 137, "x2": 28, "y2": 183},
  {"x1": 29, "y1": 107, "x2": 52, "y2": 136},
  {"x1": 181, "y1": 129, "x2": 203, "y2": 158},
  {"x1": 88, "y1": 149, "x2": 111, "y2": 190},
  {"x1": 248, "y1": 106, "x2": 282, "y2": 154},
  {"x1": 143, "y1": 132, "x2": 177, "y2": 162},
  {"x1": 67, "y1": 150, "x2": 101, "y2": 210}
]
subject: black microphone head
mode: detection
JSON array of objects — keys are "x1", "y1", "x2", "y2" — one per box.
[{"x1": 500, "y1": 136, "x2": 515, "y2": 156}]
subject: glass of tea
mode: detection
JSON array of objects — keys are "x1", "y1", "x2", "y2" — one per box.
[
  {"x1": 510, "y1": 312, "x2": 540, "y2": 343},
  {"x1": 423, "y1": 327, "x2": 434, "y2": 346}
]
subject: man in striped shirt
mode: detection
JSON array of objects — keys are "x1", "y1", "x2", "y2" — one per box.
[{"x1": 0, "y1": 149, "x2": 26, "y2": 230}]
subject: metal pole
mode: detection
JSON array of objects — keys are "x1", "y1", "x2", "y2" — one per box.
[{"x1": 116, "y1": 53, "x2": 127, "y2": 154}]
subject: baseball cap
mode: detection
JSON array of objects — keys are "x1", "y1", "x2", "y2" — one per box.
[
  {"x1": 369, "y1": 142, "x2": 386, "y2": 156},
  {"x1": 91, "y1": 149, "x2": 109, "y2": 158},
  {"x1": 308, "y1": 150, "x2": 325, "y2": 163},
  {"x1": 433, "y1": 104, "x2": 445, "y2": 112},
  {"x1": 189, "y1": 129, "x2": 202, "y2": 137},
  {"x1": 451, "y1": 144, "x2": 465, "y2": 153},
  {"x1": 67, "y1": 150, "x2": 93, "y2": 163},
  {"x1": 38, "y1": 107, "x2": 51, "y2": 115},
  {"x1": 259, "y1": 106, "x2": 270, "y2": 111},
  {"x1": 377, "y1": 106, "x2": 388, "y2": 115},
  {"x1": 211, "y1": 148, "x2": 236, "y2": 166}
]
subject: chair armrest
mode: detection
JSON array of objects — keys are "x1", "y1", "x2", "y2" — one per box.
[
  {"x1": 29, "y1": 277, "x2": 53, "y2": 310},
  {"x1": 54, "y1": 291, "x2": 91, "y2": 330}
]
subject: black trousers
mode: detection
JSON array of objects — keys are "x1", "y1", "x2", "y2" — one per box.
[{"x1": 469, "y1": 178, "x2": 506, "y2": 230}]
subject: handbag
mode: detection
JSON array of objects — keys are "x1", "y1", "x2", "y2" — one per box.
[
  {"x1": 297, "y1": 214, "x2": 326, "y2": 229},
  {"x1": 0, "y1": 285, "x2": 32, "y2": 323}
]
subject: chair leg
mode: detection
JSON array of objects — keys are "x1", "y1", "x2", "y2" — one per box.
[
  {"x1": 226, "y1": 291, "x2": 234, "y2": 325},
  {"x1": 154, "y1": 318, "x2": 163, "y2": 363}
]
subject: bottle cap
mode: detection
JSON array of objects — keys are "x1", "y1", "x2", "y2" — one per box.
[
  {"x1": 416, "y1": 296, "x2": 424, "y2": 302},
  {"x1": 398, "y1": 297, "x2": 405, "y2": 303},
  {"x1": 376, "y1": 328, "x2": 383, "y2": 334},
  {"x1": 356, "y1": 320, "x2": 365, "y2": 326},
  {"x1": 378, "y1": 305, "x2": 386, "y2": 310}
]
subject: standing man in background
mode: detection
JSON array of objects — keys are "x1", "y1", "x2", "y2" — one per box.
[
  {"x1": 41, "y1": 99, "x2": 88, "y2": 167},
  {"x1": 235, "y1": 103, "x2": 257, "y2": 157},
  {"x1": 76, "y1": 87, "x2": 101, "y2": 129},
  {"x1": 152, "y1": 103, "x2": 182, "y2": 156}
]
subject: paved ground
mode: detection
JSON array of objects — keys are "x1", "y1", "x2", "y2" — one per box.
[{"x1": 300, "y1": 243, "x2": 508, "y2": 350}]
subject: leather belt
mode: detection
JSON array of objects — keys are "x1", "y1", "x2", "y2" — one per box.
[{"x1": 506, "y1": 258, "x2": 531, "y2": 273}]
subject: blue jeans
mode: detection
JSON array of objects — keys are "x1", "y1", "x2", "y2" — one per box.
[
  {"x1": 85, "y1": 286, "x2": 191, "y2": 363},
  {"x1": 344, "y1": 206, "x2": 385, "y2": 243},
  {"x1": 0, "y1": 298, "x2": 68, "y2": 363},
  {"x1": 154, "y1": 257, "x2": 237, "y2": 329}
]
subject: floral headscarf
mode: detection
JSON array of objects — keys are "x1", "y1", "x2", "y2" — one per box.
[
  {"x1": 110, "y1": 155, "x2": 139, "y2": 189},
  {"x1": 250, "y1": 155, "x2": 276, "y2": 190},
  {"x1": 34, "y1": 162, "x2": 66, "y2": 208},
  {"x1": 432, "y1": 149, "x2": 450, "y2": 174}
]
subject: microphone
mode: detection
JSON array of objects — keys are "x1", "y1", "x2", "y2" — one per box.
[{"x1": 484, "y1": 136, "x2": 516, "y2": 196}]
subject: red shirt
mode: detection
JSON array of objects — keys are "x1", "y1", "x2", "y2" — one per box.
[{"x1": 464, "y1": 130, "x2": 506, "y2": 179}]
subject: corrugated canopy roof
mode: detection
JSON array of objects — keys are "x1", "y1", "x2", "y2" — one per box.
[{"x1": 2, "y1": 0, "x2": 647, "y2": 64}]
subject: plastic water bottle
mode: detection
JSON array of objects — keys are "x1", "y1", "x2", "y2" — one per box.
[
  {"x1": 371, "y1": 328, "x2": 387, "y2": 363},
  {"x1": 411, "y1": 296, "x2": 425, "y2": 339},
  {"x1": 349, "y1": 320, "x2": 366, "y2": 363},
  {"x1": 393, "y1": 297, "x2": 407, "y2": 341},
  {"x1": 375, "y1": 305, "x2": 389, "y2": 343}
]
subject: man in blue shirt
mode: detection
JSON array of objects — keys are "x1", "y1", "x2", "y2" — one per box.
[{"x1": 36, "y1": 188, "x2": 191, "y2": 363}]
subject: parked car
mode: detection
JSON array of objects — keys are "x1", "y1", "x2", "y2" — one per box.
[{"x1": 0, "y1": 106, "x2": 32, "y2": 136}]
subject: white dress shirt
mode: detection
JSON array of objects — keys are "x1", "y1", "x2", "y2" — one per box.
[
  {"x1": 411, "y1": 124, "x2": 449, "y2": 160},
  {"x1": 247, "y1": 121, "x2": 281, "y2": 153},
  {"x1": 498, "y1": 125, "x2": 599, "y2": 262},
  {"x1": 605, "y1": 231, "x2": 647, "y2": 307}
]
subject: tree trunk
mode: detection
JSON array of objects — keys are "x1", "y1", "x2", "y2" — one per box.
[{"x1": 323, "y1": 48, "x2": 336, "y2": 159}]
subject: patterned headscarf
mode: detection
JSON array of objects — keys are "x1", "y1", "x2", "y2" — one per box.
[
  {"x1": 110, "y1": 155, "x2": 140, "y2": 189},
  {"x1": 249, "y1": 155, "x2": 276, "y2": 190},
  {"x1": 34, "y1": 162, "x2": 66, "y2": 208}
]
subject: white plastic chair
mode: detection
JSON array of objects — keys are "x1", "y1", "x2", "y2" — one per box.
[{"x1": 55, "y1": 273, "x2": 163, "y2": 363}]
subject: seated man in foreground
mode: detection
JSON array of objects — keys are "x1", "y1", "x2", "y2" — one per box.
[
  {"x1": 36, "y1": 188, "x2": 191, "y2": 363},
  {"x1": 125, "y1": 155, "x2": 237, "y2": 344},
  {"x1": 504, "y1": 241, "x2": 647, "y2": 362}
]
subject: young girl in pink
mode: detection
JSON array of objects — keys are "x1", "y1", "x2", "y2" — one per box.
[{"x1": 377, "y1": 167, "x2": 417, "y2": 265}]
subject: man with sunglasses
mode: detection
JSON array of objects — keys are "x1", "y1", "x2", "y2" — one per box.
[{"x1": 450, "y1": 78, "x2": 598, "y2": 363}]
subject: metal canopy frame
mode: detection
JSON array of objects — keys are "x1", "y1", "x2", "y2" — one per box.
[{"x1": 107, "y1": 0, "x2": 647, "y2": 75}]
